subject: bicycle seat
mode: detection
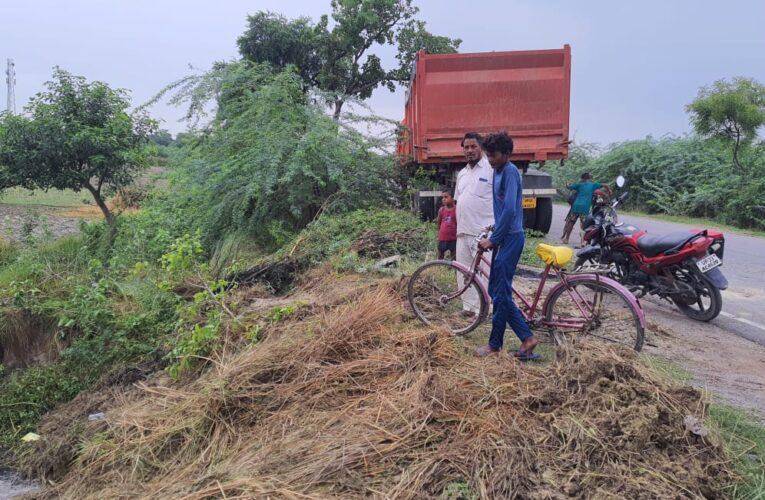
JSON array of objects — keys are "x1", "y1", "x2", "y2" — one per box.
[{"x1": 536, "y1": 243, "x2": 573, "y2": 268}]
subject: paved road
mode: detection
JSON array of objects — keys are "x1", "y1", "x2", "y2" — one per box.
[{"x1": 546, "y1": 204, "x2": 765, "y2": 346}]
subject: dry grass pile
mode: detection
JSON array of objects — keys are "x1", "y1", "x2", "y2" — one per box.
[
  {"x1": 351, "y1": 229, "x2": 423, "y2": 258},
  {"x1": 0, "y1": 310, "x2": 60, "y2": 369},
  {"x1": 41, "y1": 286, "x2": 732, "y2": 499}
]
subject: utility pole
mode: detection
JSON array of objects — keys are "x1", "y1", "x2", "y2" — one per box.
[{"x1": 6, "y1": 59, "x2": 16, "y2": 115}]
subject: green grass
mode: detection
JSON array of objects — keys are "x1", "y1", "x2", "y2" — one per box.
[
  {"x1": 0, "y1": 187, "x2": 88, "y2": 208},
  {"x1": 520, "y1": 231, "x2": 546, "y2": 267},
  {"x1": 642, "y1": 355, "x2": 694, "y2": 385},
  {"x1": 711, "y1": 405, "x2": 765, "y2": 499},
  {"x1": 642, "y1": 356, "x2": 765, "y2": 498}
]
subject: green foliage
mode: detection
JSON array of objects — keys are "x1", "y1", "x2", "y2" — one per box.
[
  {"x1": 0, "y1": 238, "x2": 17, "y2": 267},
  {"x1": 0, "y1": 364, "x2": 87, "y2": 441},
  {"x1": 163, "y1": 66, "x2": 399, "y2": 249},
  {"x1": 265, "y1": 301, "x2": 305, "y2": 322},
  {"x1": 0, "y1": 187, "x2": 85, "y2": 208},
  {"x1": 391, "y1": 19, "x2": 461, "y2": 82},
  {"x1": 160, "y1": 230, "x2": 205, "y2": 276},
  {"x1": 687, "y1": 77, "x2": 765, "y2": 168},
  {"x1": 709, "y1": 404, "x2": 765, "y2": 499},
  {"x1": 148, "y1": 129, "x2": 174, "y2": 147},
  {"x1": 167, "y1": 288, "x2": 224, "y2": 379},
  {"x1": 236, "y1": 0, "x2": 460, "y2": 117},
  {"x1": 520, "y1": 229, "x2": 546, "y2": 267},
  {"x1": 441, "y1": 480, "x2": 478, "y2": 500},
  {"x1": 289, "y1": 208, "x2": 433, "y2": 264},
  {"x1": 0, "y1": 69, "x2": 156, "y2": 225},
  {"x1": 154, "y1": 230, "x2": 232, "y2": 378},
  {"x1": 0, "y1": 226, "x2": 180, "y2": 445},
  {"x1": 549, "y1": 137, "x2": 765, "y2": 229},
  {"x1": 237, "y1": 11, "x2": 324, "y2": 88}
]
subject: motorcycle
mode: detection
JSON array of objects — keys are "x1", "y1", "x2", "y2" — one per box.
[{"x1": 575, "y1": 176, "x2": 728, "y2": 321}]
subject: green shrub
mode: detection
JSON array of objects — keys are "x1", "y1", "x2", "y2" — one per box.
[{"x1": 550, "y1": 137, "x2": 765, "y2": 229}]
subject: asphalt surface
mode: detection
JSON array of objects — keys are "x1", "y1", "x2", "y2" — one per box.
[{"x1": 546, "y1": 204, "x2": 765, "y2": 347}]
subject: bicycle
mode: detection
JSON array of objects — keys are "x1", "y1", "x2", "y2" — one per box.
[{"x1": 407, "y1": 229, "x2": 646, "y2": 351}]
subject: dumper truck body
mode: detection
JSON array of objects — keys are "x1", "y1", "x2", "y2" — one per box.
[{"x1": 398, "y1": 45, "x2": 572, "y2": 233}]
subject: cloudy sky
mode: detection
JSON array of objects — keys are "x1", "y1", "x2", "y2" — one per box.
[{"x1": 3, "y1": 0, "x2": 764, "y2": 144}]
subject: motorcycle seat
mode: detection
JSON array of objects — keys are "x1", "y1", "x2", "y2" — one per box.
[{"x1": 636, "y1": 231, "x2": 695, "y2": 257}]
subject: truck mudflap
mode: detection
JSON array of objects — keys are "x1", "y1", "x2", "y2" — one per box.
[{"x1": 703, "y1": 267, "x2": 728, "y2": 290}]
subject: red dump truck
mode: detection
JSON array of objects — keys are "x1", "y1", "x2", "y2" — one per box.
[{"x1": 397, "y1": 45, "x2": 572, "y2": 233}]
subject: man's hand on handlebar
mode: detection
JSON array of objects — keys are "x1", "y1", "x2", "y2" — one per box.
[
  {"x1": 476, "y1": 225, "x2": 495, "y2": 252},
  {"x1": 478, "y1": 239, "x2": 494, "y2": 251}
]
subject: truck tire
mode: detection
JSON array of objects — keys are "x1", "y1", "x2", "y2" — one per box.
[
  {"x1": 523, "y1": 208, "x2": 537, "y2": 231},
  {"x1": 534, "y1": 198, "x2": 553, "y2": 234}
]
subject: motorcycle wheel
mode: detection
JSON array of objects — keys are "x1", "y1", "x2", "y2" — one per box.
[{"x1": 672, "y1": 271, "x2": 722, "y2": 322}]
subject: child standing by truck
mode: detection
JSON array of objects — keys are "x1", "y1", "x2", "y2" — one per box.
[{"x1": 437, "y1": 190, "x2": 457, "y2": 260}]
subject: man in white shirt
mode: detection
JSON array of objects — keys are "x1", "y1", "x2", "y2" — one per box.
[{"x1": 454, "y1": 132, "x2": 495, "y2": 314}]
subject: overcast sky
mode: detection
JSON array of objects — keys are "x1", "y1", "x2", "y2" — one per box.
[{"x1": 3, "y1": 0, "x2": 764, "y2": 145}]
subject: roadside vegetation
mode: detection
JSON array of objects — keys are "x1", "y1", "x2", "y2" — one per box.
[
  {"x1": 551, "y1": 77, "x2": 765, "y2": 231},
  {"x1": 0, "y1": 1, "x2": 761, "y2": 497}
]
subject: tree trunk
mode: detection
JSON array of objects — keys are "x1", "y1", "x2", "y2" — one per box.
[
  {"x1": 733, "y1": 133, "x2": 742, "y2": 169},
  {"x1": 84, "y1": 182, "x2": 114, "y2": 227},
  {"x1": 332, "y1": 99, "x2": 344, "y2": 121}
]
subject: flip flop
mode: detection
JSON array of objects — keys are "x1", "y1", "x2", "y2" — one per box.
[{"x1": 512, "y1": 349, "x2": 540, "y2": 361}]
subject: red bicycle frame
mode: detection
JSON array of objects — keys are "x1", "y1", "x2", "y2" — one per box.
[{"x1": 447, "y1": 247, "x2": 645, "y2": 331}]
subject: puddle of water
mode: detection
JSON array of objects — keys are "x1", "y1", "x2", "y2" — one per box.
[{"x1": 0, "y1": 470, "x2": 39, "y2": 499}]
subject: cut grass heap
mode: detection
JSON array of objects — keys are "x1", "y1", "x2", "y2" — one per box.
[{"x1": 31, "y1": 279, "x2": 733, "y2": 499}]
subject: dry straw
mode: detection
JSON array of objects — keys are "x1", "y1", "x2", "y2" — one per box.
[{"x1": 39, "y1": 283, "x2": 732, "y2": 499}]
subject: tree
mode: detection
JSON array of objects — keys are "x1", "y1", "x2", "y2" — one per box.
[
  {"x1": 0, "y1": 69, "x2": 155, "y2": 228},
  {"x1": 237, "y1": 11, "x2": 324, "y2": 89},
  {"x1": 159, "y1": 65, "x2": 399, "y2": 248},
  {"x1": 687, "y1": 77, "x2": 765, "y2": 169},
  {"x1": 149, "y1": 129, "x2": 174, "y2": 146},
  {"x1": 237, "y1": 0, "x2": 460, "y2": 119}
]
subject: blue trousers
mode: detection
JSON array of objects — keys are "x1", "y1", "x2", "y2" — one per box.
[{"x1": 488, "y1": 232, "x2": 533, "y2": 349}]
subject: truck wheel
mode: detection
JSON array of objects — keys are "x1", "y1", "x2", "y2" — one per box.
[
  {"x1": 534, "y1": 198, "x2": 553, "y2": 234},
  {"x1": 523, "y1": 208, "x2": 537, "y2": 231}
]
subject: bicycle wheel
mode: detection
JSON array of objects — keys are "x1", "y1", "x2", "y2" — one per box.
[
  {"x1": 408, "y1": 260, "x2": 488, "y2": 336},
  {"x1": 544, "y1": 278, "x2": 644, "y2": 351}
]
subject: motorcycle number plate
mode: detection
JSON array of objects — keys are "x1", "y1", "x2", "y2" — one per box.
[{"x1": 696, "y1": 254, "x2": 722, "y2": 273}]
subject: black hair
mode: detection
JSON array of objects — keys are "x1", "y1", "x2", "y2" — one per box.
[
  {"x1": 581, "y1": 172, "x2": 592, "y2": 180},
  {"x1": 460, "y1": 131, "x2": 482, "y2": 147},
  {"x1": 441, "y1": 188, "x2": 454, "y2": 197},
  {"x1": 481, "y1": 131, "x2": 514, "y2": 155}
]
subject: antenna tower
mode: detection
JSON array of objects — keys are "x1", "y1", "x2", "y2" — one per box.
[{"x1": 6, "y1": 59, "x2": 16, "y2": 114}]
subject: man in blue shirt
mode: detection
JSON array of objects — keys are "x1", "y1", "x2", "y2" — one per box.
[
  {"x1": 562, "y1": 173, "x2": 611, "y2": 246},
  {"x1": 475, "y1": 132, "x2": 538, "y2": 359}
]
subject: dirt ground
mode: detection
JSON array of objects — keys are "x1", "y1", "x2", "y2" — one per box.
[
  {"x1": 639, "y1": 297, "x2": 765, "y2": 424},
  {"x1": 0, "y1": 205, "x2": 85, "y2": 242}
]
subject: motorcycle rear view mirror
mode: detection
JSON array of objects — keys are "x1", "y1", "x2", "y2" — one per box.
[{"x1": 616, "y1": 175, "x2": 626, "y2": 188}]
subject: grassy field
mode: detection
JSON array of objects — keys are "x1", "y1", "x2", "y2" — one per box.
[{"x1": 0, "y1": 188, "x2": 88, "y2": 208}]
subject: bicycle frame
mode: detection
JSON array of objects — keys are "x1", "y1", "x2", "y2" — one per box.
[{"x1": 447, "y1": 244, "x2": 645, "y2": 331}]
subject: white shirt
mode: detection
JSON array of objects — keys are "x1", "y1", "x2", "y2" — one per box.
[{"x1": 454, "y1": 156, "x2": 494, "y2": 236}]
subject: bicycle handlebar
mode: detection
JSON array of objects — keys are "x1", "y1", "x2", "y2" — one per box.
[{"x1": 473, "y1": 225, "x2": 495, "y2": 252}]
